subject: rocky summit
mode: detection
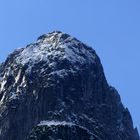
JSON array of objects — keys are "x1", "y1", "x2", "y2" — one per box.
[{"x1": 0, "y1": 31, "x2": 139, "y2": 140}]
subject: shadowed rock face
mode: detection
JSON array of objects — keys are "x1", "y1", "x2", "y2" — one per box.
[{"x1": 0, "y1": 31, "x2": 139, "y2": 140}]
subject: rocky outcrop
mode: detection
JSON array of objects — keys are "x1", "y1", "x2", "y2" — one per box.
[
  {"x1": 0, "y1": 31, "x2": 139, "y2": 140},
  {"x1": 27, "y1": 121, "x2": 98, "y2": 140}
]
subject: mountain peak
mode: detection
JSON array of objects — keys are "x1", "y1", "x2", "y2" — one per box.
[
  {"x1": 37, "y1": 31, "x2": 70, "y2": 41},
  {"x1": 12, "y1": 32, "x2": 96, "y2": 73},
  {"x1": 0, "y1": 31, "x2": 139, "y2": 140}
]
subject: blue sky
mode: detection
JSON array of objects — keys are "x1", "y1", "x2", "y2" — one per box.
[{"x1": 0, "y1": 0, "x2": 140, "y2": 131}]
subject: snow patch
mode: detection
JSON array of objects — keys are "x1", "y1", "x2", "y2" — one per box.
[
  {"x1": 49, "y1": 69, "x2": 68, "y2": 78},
  {"x1": 38, "y1": 121, "x2": 74, "y2": 127},
  {"x1": 0, "y1": 80, "x2": 6, "y2": 92},
  {"x1": 15, "y1": 69, "x2": 22, "y2": 83}
]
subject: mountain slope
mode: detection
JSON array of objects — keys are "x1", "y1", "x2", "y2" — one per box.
[{"x1": 0, "y1": 31, "x2": 139, "y2": 140}]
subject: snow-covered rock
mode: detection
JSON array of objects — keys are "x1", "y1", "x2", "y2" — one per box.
[
  {"x1": 15, "y1": 31, "x2": 96, "y2": 73},
  {"x1": 37, "y1": 120, "x2": 74, "y2": 127}
]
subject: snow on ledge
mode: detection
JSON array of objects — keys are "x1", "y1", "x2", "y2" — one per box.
[{"x1": 37, "y1": 121, "x2": 74, "y2": 127}]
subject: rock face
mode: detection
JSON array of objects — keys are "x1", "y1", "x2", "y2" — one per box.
[{"x1": 0, "y1": 31, "x2": 139, "y2": 140}]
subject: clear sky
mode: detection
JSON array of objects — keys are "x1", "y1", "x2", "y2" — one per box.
[{"x1": 0, "y1": 0, "x2": 140, "y2": 132}]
